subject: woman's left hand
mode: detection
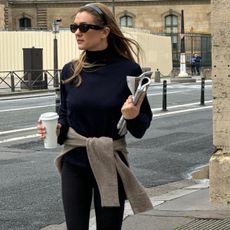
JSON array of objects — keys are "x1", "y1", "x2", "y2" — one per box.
[{"x1": 121, "y1": 92, "x2": 145, "y2": 120}]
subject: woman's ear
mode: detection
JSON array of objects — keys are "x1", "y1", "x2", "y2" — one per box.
[{"x1": 101, "y1": 26, "x2": 110, "y2": 38}]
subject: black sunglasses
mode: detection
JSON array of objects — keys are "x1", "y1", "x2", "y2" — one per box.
[{"x1": 70, "y1": 23, "x2": 103, "y2": 33}]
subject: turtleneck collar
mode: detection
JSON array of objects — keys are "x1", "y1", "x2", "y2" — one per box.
[{"x1": 85, "y1": 46, "x2": 120, "y2": 64}]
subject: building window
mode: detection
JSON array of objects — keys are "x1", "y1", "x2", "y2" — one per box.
[
  {"x1": 19, "y1": 16, "x2": 31, "y2": 30},
  {"x1": 120, "y1": 15, "x2": 133, "y2": 27},
  {"x1": 165, "y1": 15, "x2": 178, "y2": 49}
]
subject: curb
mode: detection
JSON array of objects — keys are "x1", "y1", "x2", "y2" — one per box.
[{"x1": 191, "y1": 165, "x2": 209, "y2": 180}]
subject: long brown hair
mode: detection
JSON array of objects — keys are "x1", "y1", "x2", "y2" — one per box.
[{"x1": 64, "y1": 3, "x2": 141, "y2": 86}]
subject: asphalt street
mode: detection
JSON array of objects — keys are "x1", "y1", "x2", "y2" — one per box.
[{"x1": 0, "y1": 80, "x2": 214, "y2": 229}]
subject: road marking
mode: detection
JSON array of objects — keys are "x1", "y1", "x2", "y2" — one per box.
[
  {"x1": 152, "y1": 100, "x2": 212, "y2": 112},
  {"x1": 0, "y1": 104, "x2": 55, "y2": 113},
  {"x1": 148, "y1": 86, "x2": 212, "y2": 96},
  {"x1": 0, "y1": 101, "x2": 213, "y2": 143},
  {"x1": 0, "y1": 93, "x2": 55, "y2": 101},
  {"x1": 148, "y1": 83, "x2": 212, "y2": 96},
  {"x1": 0, "y1": 100, "x2": 212, "y2": 113},
  {"x1": 153, "y1": 105, "x2": 212, "y2": 118},
  {"x1": 0, "y1": 127, "x2": 36, "y2": 135},
  {"x1": 148, "y1": 90, "x2": 186, "y2": 96},
  {"x1": 0, "y1": 134, "x2": 38, "y2": 144}
]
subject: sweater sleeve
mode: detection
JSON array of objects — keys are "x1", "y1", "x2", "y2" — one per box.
[
  {"x1": 126, "y1": 95, "x2": 152, "y2": 138},
  {"x1": 57, "y1": 63, "x2": 71, "y2": 145}
]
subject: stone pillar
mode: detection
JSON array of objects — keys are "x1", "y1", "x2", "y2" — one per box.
[{"x1": 209, "y1": 0, "x2": 230, "y2": 205}]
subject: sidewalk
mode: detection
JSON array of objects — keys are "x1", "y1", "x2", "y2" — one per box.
[
  {"x1": 122, "y1": 180, "x2": 230, "y2": 230},
  {"x1": 41, "y1": 179, "x2": 230, "y2": 230}
]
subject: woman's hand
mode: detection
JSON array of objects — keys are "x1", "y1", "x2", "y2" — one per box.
[
  {"x1": 37, "y1": 120, "x2": 61, "y2": 139},
  {"x1": 121, "y1": 92, "x2": 145, "y2": 120}
]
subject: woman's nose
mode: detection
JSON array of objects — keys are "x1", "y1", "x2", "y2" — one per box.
[{"x1": 75, "y1": 28, "x2": 81, "y2": 35}]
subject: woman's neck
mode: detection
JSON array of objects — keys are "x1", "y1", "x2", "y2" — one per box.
[{"x1": 85, "y1": 46, "x2": 119, "y2": 64}]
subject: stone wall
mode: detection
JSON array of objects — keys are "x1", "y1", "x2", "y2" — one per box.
[{"x1": 209, "y1": 0, "x2": 230, "y2": 205}]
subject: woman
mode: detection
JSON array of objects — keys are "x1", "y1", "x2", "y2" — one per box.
[{"x1": 38, "y1": 3, "x2": 153, "y2": 230}]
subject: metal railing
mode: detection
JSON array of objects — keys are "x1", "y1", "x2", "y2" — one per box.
[
  {"x1": 152, "y1": 32, "x2": 212, "y2": 67},
  {"x1": 0, "y1": 69, "x2": 61, "y2": 93}
]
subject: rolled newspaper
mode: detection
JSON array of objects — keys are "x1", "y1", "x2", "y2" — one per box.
[{"x1": 117, "y1": 71, "x2": 152, "y2": 136}]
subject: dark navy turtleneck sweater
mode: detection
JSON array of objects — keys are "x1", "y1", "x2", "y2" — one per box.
[{"x1": 58, "y1": 47, "x2": 152, "y2": 167}]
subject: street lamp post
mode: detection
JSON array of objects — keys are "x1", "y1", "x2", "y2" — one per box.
[
  {"x1": 52, "y1": 19, "x2": 61, "y2": 88},
  {"x1": 52, "y1": 19, "x2": 62, "y2": 112},
  {"x1": 190, "y1": 26, "x2": 194, "y2": 56}
]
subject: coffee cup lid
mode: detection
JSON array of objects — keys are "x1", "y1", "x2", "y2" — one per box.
[{"x1": 40, "y1": 112, "x2": 59, "y2": 121}]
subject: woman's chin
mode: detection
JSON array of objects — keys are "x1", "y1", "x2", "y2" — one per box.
[{"x1": 78, "y1": 46, "x2": 85, "y2": 50}]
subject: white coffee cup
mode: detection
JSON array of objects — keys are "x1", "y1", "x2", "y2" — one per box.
[{"x1": 39, "y1": 112, "x2": 59, "y2": 149}]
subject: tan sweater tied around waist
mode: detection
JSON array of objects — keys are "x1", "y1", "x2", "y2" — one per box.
[{"x1": 55, "y1": 127, "x2": 153, "y2": 214}]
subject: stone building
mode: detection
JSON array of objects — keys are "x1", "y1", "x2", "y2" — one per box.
[
  {"x1": 0, "y1": 0, "x2": 211, "y2": 67},
  {"x1": 0, "y1": 0, "x2": 210, "y2": 32}
]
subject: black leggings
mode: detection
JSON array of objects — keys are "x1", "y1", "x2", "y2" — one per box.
[{"x1": 61, "y1": 161, "x2": 126, "y2": 230}]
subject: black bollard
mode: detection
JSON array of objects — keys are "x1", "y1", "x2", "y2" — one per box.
[
  {"x1": 162, "y1": 80, "x2": 168, "y2": 111},
  {"x1": 200, "y1": 77, "x2": 205, "y2": 106},
  {"x1": 10, "y1": 72, "x2": 15, "y2": 92}
]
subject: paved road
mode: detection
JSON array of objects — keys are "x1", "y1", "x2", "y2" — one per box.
[{"x1": 0, "y1": 80, "x2": 214, "y2": 229}]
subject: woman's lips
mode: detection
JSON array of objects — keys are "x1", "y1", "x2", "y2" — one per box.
[{"x1": 77, "y1": 39, "x2": 84, "y2": 44}]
